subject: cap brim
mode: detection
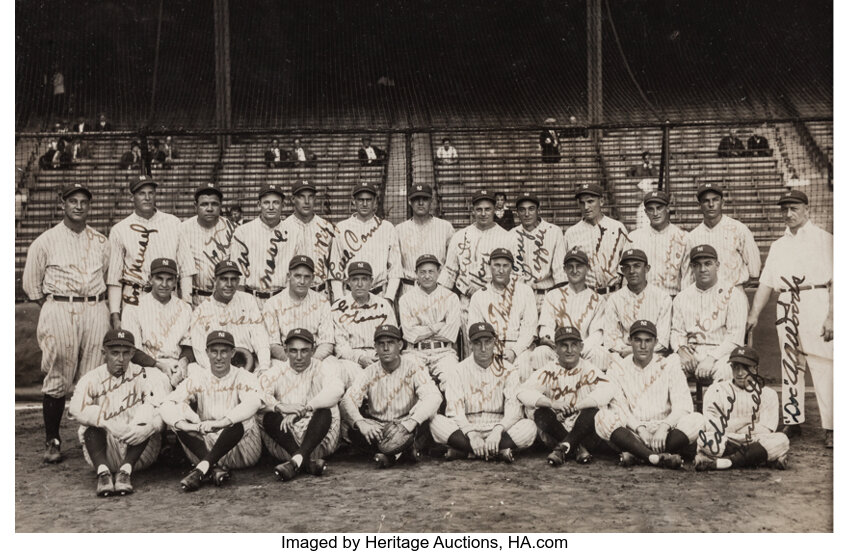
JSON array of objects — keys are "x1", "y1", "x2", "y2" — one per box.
[
  {"x1": 150, "y1": 269, "x2": 178, "y2": 276},
  {"x1": 103, "y1": 340, "x2": 134, "y2": 348},
  {"x1": 729, "y1": 357, "x2": 758, "y2": 366},
  {"x1": 469, "y1": 331, "x2": 496, "y2": 341},
  {"x1": 690, "y1": 254, "x2": 717, "y2": 262},
  {"x1": 409, "y1": 192, "x2": 431, "y2": 199}
]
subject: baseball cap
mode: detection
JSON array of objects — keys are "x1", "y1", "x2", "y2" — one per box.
[
  {"x1": 60, "y1": 183, "x2": 92, "y2": 200},
  {"x1": 515, "y1": 191, "x2": 540, "y2": 207},
  {"x1": 574, "y1": 183, "x2": 603, "y2": 199},
  {"x1": 554, "y1": 326, "x2": 583, "y2": 344},
  {"x1": 563, "y1": 248, "x2": 589, "y2": 266},
  {"x1": 258, "y1": 183, "x2": 285, "y2": 200},
  {"x1": 643, "y1": 190, "x2": 670, "y2": 206},
  {"x1": 629, "y1": 320, "x2": 657, "y2": 338},
  {"x1": 689, "y1": 244, "x2": 718, "y2": 262},
  {"x1": 470, "y1": 188, "x2": 496, "y2": 205},
  {"x1": 206, "y1": 330, "x2": 235, "y2": 348},
  {"x1": 352, "y1": 182, "x2": 378, "y2": 197},
  {"x1": 292, "y1": 179, "x2": 316, "y2": 196},
  {"x1": 130, "y1": 177, "x2": 158, "y2": 194},
  {"x1": 284, "y1": 328, "x2": 315, "y2": 346},
  {"x1": 374, "y1": 324, "x2": 403, "y2": 341},
  {"x1": 415, "y1": 254, "x2": 441, "y2": 270},
  {"x1": 409, "y1": 184, "x2": 433, "y2": 200},
  {"x1": 214, "y1": 259, "x2": 242, "y2": 277},
  {"x1": 348, "y1": 261, "x2": 373, "y2": 278},
  {"x1": 696, "y1": 183, "x2": 723, "y2": 200},
  {"x1": 620, "y1": 248, "x2": 648, "y2": 265},
  {"x1": 777, "y1": 190, "x2": 808, "y2": 206},
  {"x1": 103, "y1": 329, "x2": 135, "y2": 348},
  {"x1": 150, "y1": 257, "x2": 178, "y2": 276},
  {"x1": 194, "y1": 183, "x2": 223, "y2": 202},
  {"x1": 289, "y1": 255, "x2": 315, "y2": 272},
  {"x1": 729, "y1": 345, "x2": 759, "y2": 367},
  {"x1": 468, "y1": 322, "x2": 497, "y2": 341},
  {"x1": 489, "y1": 248, "x2": 514, "y2": 264}
]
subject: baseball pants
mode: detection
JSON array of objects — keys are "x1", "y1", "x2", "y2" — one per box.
[
  {"x1": 594, "y1": 406, "x2": 704, "y2": 444},
  {"x1": 260, "y1": 409, "x2": 341, "y2": 461},
  {"x1": 697, "y1": 429, "x2": 789, "y2": 462},
  {"x1": 409, "y1": 347, "x2": 458, "y2": 391},
  {"x1": 686, "y1": 345, "x2": 733, "y2": 382},
  {"x1": 430, "y1": 414, "x2": 537, "y2": 451},
  {"x1": 346, "y1": 418, "x2": 430, "y2": 454},
  {"x1": 177, "y1": 419, "x2": 262, "y2": 469},
  {"x1": 78, "y1": 425, "x2": 161, "y2": 473}
]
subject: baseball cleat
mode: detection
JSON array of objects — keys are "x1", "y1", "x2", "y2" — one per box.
[
  {"x1": 43, "y1": 439, "x2": 63, "y2": 464},
  {"x1": 210, "y1": 464, "x2": 230, "y2": 486},
  {"x1": 373, "y1": 453, "x2": 394, "y2": 469},
  {"x1": 497, "y1": 448, "x2": 515, "y2": 464},
  {"x1": 782, "y1": 424, "x2": 802, "y2": 439},
  {"x1": 274, "y1": 460, "x2": 299, "y2": 482},
  {"x1": 113, "y1": 470, "x2": 134, "y2": 495},
  {"x1": 618, "y1": 452, "x2": 638, "y2": 467},
  {"x1": 659, "y1": 453, "x2": 683, "y2": 470},
  {"x1": 768, "y1": 455, "x2": 790, "y2": 470},
  {"x1": 547, "y1": 443, "x2": 570, "y2": 466},
  {"x1": 304, "y1": 458, "x2": 327, "y2": 477},
  {"x1": 575, "y1": 445, "x2": 593, "y2": 464},
  {"x1": 96, "y1": 472, "x2": 114, "y2": 497},
  {"x1": 825, "y1": 430, "x2": 833, "y2": 449},
  {"x1": 693, "y1": 453, "x2": 716, "y2": 472},
  {"x1": 180, "y1": 468, "x2": 205, "y2": 492},
  {"x1": 444, "y1": 447, "x2": 468, "y2": 461}
]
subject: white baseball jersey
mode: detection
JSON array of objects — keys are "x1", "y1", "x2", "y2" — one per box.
[
  {"x1": 468, "y1": 277, "x2": 538, "y2": 356},
  {"x1": 627, "y1": 223, "x2": 689, "y2": 296},
  {"x1": 398, "y1": 285, "x2": 462, "y2": 345},
  {"x1": 329, "y1": 215, "x2": 402, "y2": 289},
  {"x1": 23, "y1": 223, "x2": 109, "y2": 299},
  {"x1": 395, "y1": 216, "x2": 455, "y2": 283},
  {"x1": 604, "y1": 284, "x2": 672, "y2": 354},
  {"x1": 685, "y1": 215, "x2": 761, "y2": 287},
  {"x1": 564, "y1": 216, "x2": 631, "y2": 290},
  {"x1": 671, "y1": 281, "x2": 747, "y2": 361},
  {"x1": 257, "y1": 358, "x2": 344, "y2": 412},
  {"x1": 511, "y1": 219, "x2": 568, "y2": 290},
  {"x1": 108, "y1": 210, "x2": 195, "y2": 307},
  {"x1": 122, "y1": 293, "x2": 193, "y2": 360},
  {"x1": 340, "y1": 354, "x2": 442, "y2": 424},
  {"x1": 262, "y1": 289, "x2": 334, "y2": 347},
  {"x1": 187, "y1": 291, "x2": 271, "y2": 370},
  {"x1": 231, "y1": 217, "x2": 298, "y2": 292},
  {"x1": 538, "y1": 285, "x2": 605, "y2": 349},
  {"x1": 439, "y1": 224, "x2": 515, "y2": 296},
  {"x1": 280, "y1": 213, "x2": 338, "y2": 287},
  {"x1": 442, "y1": 355, "x2": 524, "y2": 433},
  {"x1": 330, "y1": 293, "x2": 397, "y2": 363},
  {"x1": 178, "y1": 215, "x2": 238, "y2": 292}
]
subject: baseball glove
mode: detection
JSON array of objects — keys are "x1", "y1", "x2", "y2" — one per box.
[{"x1": 377, "y1": 421, "x2": 416, "y2": 455}]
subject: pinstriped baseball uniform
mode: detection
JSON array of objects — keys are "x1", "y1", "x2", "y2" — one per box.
[
  {"x1": 329, "y1": 215, "x2": 402, "y2": 290},
  {"x1": 468, "y1": 276, "x2": 538, "y2": 361},
  {"x1": 439, "y1": 224, "x2": 516, "y2": 296},
  {"x1": 396, "y1": 216, "x2": 455, "y2": 291},
  {"x1": 627, "y1": 224, "x2": 689, "y2": 296},
  {"x1": 280, "y1": 214, "x2": 338, "y2": 289},
  {"x1": 533, "y1": 285, "x2": 606, "y2": 370},
  {"x1": 685, "y1": 216, "x2": 761, "y2": 287},
  {"x1": 122, "y1": 294, "x2": 193, "y2": 360},
  {"x1": 69, "y1": 363, "x2": 171, "y2": 472},
  {"x1": 430, "y1": 355, "x2": 537, "y2": 449},
  {"x1": 511, "y1": 219, "x2": 568, "y2": 299},
  {"x1": 108, "y1": 210, "x2": 195, "y2": 307},
  {"x1": 178, "y1": 215, "x2": 238, "y2": 297},
  {"x1": 262, "y1": 289, "x2": 334, "y2": 347},
  {"x1": 23, "y1": 223, "x2": 111, "y2": 397},
  {"x1": 159, "y1": 364, "x2": 264, "y2": 469},
  {"x1": 604, "y1": 284, "x2": 673, "y2": 355},
  {"x1": 563, "y1": 216, "x2": 631, "y2": 290},
  {"x1": 671, "y1": 281, "x2": 748, "y2": 380},
  {"x1": 399, "y1": 285, "x2": 461, "y2": 388},
  {"x1": 594, "y1": 354, "x2": 703, "y2": 443},
  {"x1": 231, "y1": 218, "x2": 297, "y2": 297},
  {"x1": 697, "y1": 379, "x2": 789, "y2": 461},
  {"x1": 257, "y1": 358, "x2": 344, "y2": 461},
  {"x1": 330, "y1": 293, "x2": 397, "y2": 363},
  {"x1": 188, "y1": 292, "x2": 271, "y2": 371},
  {"x1": 339, "y1": 354, "x2": 442, "y2": 426}
]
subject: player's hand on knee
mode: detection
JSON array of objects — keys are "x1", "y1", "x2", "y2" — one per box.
[
  {"x1": 484, "y1": 428, "x2": 502, "y2": 458},
  {"x1": 280, "y1": 414, "x2": 297, "y2": 433},
  {"x1": 469, "y1": 432, "x2": 486, "y2": 458},
  {"x1": 695, "y1": 357, "x2": 714, "y2": 380},
  {"x1": 822, "y1": 318, "x2": 833, "y2": 342},
  {"x1": 276, "y1": 403, "x2": 307, "y2": 417},
  {"x1": 358, "y1": 354, "x2": 373, "y2": 368},
  {"x1": 650, "y1": 426, "x2": 668, "y2": 453},
  {"x1": 175, "y1": 420, "x2": 200, "y2": 433},
  {"x1": 636, "y1": 425, "x2": 652, "y2": 446},
  {"x1": 356, "y1": 419, "x2": 382, "y2": 443},
  {"x1": 504, "y1": 350, "x2": 517, "y2": 363}
]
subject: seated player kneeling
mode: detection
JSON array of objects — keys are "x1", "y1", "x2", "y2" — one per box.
[
  {"x1": 430, "y1": 322, "x2": 537, "y2": 463},
  {"x1": 69, "y1": 329, "x2": 171, "y2": 497},
  {"x1": 258, "y1": 328, "x2": 344, "y2": 481},
  {"x1": 694, "y1": 346, "x2": 790, "y2": 471},
  {"x1": 341, "y1": 325, "x2": 441, "y2": 468},
  {"x1": 160, "y1": 330, "x2": 264, "y2": 492},
  {"x1": 595, "y1": 320, "x2": 703, "y2": 469}
]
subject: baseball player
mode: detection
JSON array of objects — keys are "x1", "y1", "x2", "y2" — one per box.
[
  {"x1": 22, "y1": 182, "x2": 111, "y2": 463},
  {"x1": 395, "y1": 184, "x2": 455, "y2": 296},
  {"x1": 279, "y1": 180, "x2": 338, "y2": 297},
  {"x1": 594, "y1": 320, "x2": 704, "y2": 469},
  {"x1": 186, "y1": 260, "x2": 271, "y2": 373},
  {"x1": 746, "y1": 190, "x2": 832, "y2": 447},
  {"x1": 178, "y1": 184, "x2": 238, "y2": 305},
  {"x1": 517, "y1": 327, "x2": 613, "y2": 465},
  {"x1": 672, "y1": 245, "x2": 747, "y2": 383},
  {"x1": 604, "y1": 248, "x2": 672, "y2": 357},
  {"x1": 231, "y1": 183, "x2": 296, "y2": 307},
  {"x1": 534, "y1": 248, "x2": 606, "y2": 371},
  {"x1": 340, "y1": 325, "x2": 442, "y2": 468},
  {"x1": 160, "y1": 330, "x2": 264, "y2": 491},
  {"x1": 511, "y1": 191, "x2": 568, "y2": 310},
  {"x1": 685, "y1": 183, "x2": 761, "y2": 288},
  {"x1": 329, "y1": 182, "x2": 402, "y2": 304},
  {"x1": 68, "y1": 329, "x2": 171, "y2": 496},
  {"x1": 468, "y1": 248, "x2": 537, "y2": 369},
  {"x1": 107, "y1": 176, "x2": 194, "y2": 326},
  {"x1": 563, "y1": 183, "x2": 630, "y2": 296},
  {"x1": 430, "y1": 322, "x2": 537, "y2": 462},
  {"x1": 121, "y1": 258, "x2": 193, "y2": 387},
  {"x1": 398, "y1": 254, "x2": 461, "y2": 391},
  {"x1": 258, "y1": 328, "x2": 344, "y2": 481},
  {"x1": 694, "y1": 346, "x2": 790, "y2": 471},
  {"x1": 627, "y1": 191, "x2": 689, "y2": 297}
]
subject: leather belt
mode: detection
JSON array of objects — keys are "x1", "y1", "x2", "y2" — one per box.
[
  {"x1": 533, "y1": 288, "x2": 551, "y2": 295},
  {"x1": 778, "y1": 284, "x2": 829, "y2": 293},
  {"x1": 51, "y1": 292, "x2": 107, "y2": 303},
  {"x1": 595, "y1": 283, "x2": 621, "y2": 295},
  {"x1": 414, "y1": 340, "x2": 452, "y2": 350},
  {"x1": 246, "y1": 287, "x2": 284, "y2": 299},
  {"x1": 193, "y1": 287, "x2": 213, "y2": 297}
]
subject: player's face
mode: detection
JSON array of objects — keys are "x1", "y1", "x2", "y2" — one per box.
[
  {"x1": 410, "y1": 196, "x2": 432, "y2": 217},
  {"x1": 630, "y1": 332, "x2": 657, "y2": 364},
  {"x1": 472, "y1": 200, "x2": 495, "y2": 226},
  {"x1": 104, "y1": 345, "x2": 134, "y2": 377},
  {"x1": 61, "y1": 191, "x2": 90, "y2": 224},
  {"x1": 698, "y1": 191, "x2": 724, "y2": 220},
  {"x1": 416, "y1": 262, "x2": 440, "y2": 291},
  {"x1": 258, "y1": 193, "x2": 283, "y2": 226},
  {"x1": 213, "y1": 272, "x2": 240, "y2": 302},
  {"x1": 577, "y1": 195, "x2": 603, "y2": 223},
  {"x1": 556, "y1": 339, "x2": 583, "y2": 368},
  {"x1": 207, "y1": 344, "x2": 235, "y2": 377},
  {"x1": 348, "y1": 274, "x2": 373, "y2": 300},
  {"x1": 565, "y1": 261, "x2": 588, "y2": 286},
  {"x1": 287, "y1": 266, "x2": 314, "y2": 297},
  {"x1": 781, "y1": 202, "x2": 809, "y2": 232},
  {"x1": 375, "y1": 337, "x2": 402, "y2": 366},
  {"x1": 644, "y1": 202, "x2": 669, "y2": 229},
  {"x1": 471, "y1": 336, "x2": 496, "y2": 366},
  {"x1": 291, "y1": 190, "x2": 316, "y2": 218},
  {"x1": 731, "y1": 362, "x2": 755, "y2": 390},
  {"x1": 516, "y1": 201, "x2": 539, "y2": 229},
  {"x1": 690, "y1": 258, "x2": 718, "y2": 288},
  {"x1": 150, "y1": 273, "x2": 176, "y2": 301},
  {"x1": 621, "y1": 260, "x2": 648, "y2": 287},
  {"x1": 285, "y1": 338, "x2": 314, "y2": 372},
  {"x1": 353, "y1": 192, "x2": 377, "y2": 218},
  {"x1": 489, "y1": 258, "x2": 513, "y2": 286},
  {"x1": 132, "y1": 185, "x2": 156, "y2": 216},
  {"x1": 195, "y1": 193, "x2": 222, "y2": 225}
]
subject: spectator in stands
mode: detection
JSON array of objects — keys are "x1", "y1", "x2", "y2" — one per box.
[
  {"x1": 627, "y1": 151, "x2": 657, "y2": 178},
  {"x1": 264, "y1": 139, "x2": 286, "y2": 168},
  {"x1": 358, "y1": 137, "x2": 386, "y2": 166},
  {"x1": 71, "y1": 116, "x2": 90, "y2": 133},
  {"x1": 494, "y1": 192, "x2": 515, "y2": 230},
  {"x1": 540, "y1": 118, "x2": 561, "y2": 163},
  {"x1": 746, "y1": 129, "x2": 770, "y2": 157},
  {"x1": 436, "y1": 138, "x2": 459, "y2": 165},
  {"x1": 119, "y1": 141, "x2": 142, "y2": 170},
  {"x1": 96, "y1": 113, "x2": 113, "y2": 132},
  {"x1": 230, "y1": 205, "x2": 244, "y2": 226},
  {"x1": 70, "y1": 137, "x2": 91, "y2": 163},
  {"x1": 50, "y1": 66, "x2": 66, "y2": 119},
  {"x1": 290, "y1": 138, "x2": 317, "y2": 168},
  {"x1": 164, "y1": 136, "x2": 178, "y2": 160},
  {"x1": 15, "y1": 186, "x2": 27, "y2": 228},
  {"x1": 718, "y1": 129, "x2": 745, "y2": 157}
]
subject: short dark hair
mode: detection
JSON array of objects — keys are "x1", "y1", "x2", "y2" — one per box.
[
  {"x1": 231, "y1": 205, "x2": 242, "y2": 213},
  {"x1": 494, "y1": 192, "x2": 507, "y2": 200}
]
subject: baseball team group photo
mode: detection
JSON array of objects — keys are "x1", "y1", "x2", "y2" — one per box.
[{"x1": 13, "y1": 0, "x2": 834, "y2": 535}]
